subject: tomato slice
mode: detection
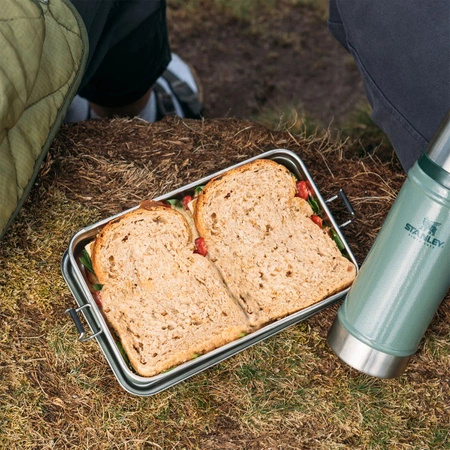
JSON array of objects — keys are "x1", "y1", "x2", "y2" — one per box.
[
  {"x1": 310, "y1": 214, "x2": 323, "y2": 228},
  {"x1": 93, "y1": 291, "x2": 102, "y2": 308},
  {"x1": 182, "y1": 195, "x2": 193, "y2": 210},
  {"x1": 295, "y1": 181, "x2": 309, "y2": 200},
  {"x1": 194, "y1": 237, "x2": 208, "y2": 256}
]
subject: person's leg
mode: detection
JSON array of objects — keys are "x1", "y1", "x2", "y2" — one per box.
[
  {"x1": 88, "y1": 53, "x2": 203, "y2": 121},
  {"x1": 66, "y1": 0, "x2": 202, "y2": 122},
  {"x1": 328, "y1": 0, "x2": 450, "y2": 171},
  {"x1": 72, "y1": 0, "x2": 170, "y2": 112},
  {"x1": 89, "y1": 89, "x2": 153, "y2": 118}
]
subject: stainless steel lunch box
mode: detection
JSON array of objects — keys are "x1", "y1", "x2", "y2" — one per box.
[{"x1": 62, "y1": 149, "x2": 358, "y2": 395}]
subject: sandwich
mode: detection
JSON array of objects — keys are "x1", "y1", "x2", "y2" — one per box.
[
  {"x1": 193, "y1": 159, "x2": 356, "y2": 327},
  {"x1": 84, "y1": 159, "x2": 356, "y2": 376},
  {"x1": 90, "y1": 203, "x2": 251, "y2": 377}
]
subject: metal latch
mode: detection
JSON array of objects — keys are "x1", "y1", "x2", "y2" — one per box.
[
  {"x1": 65, "y1": 304, "x2": 102, "y2": 343},
  {"x1": 326, "y1": 189, "x2": 356, "y2": 228}
]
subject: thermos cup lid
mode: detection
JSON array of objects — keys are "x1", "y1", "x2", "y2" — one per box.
[{"x1": 426, "y1": 111, "x2": 450, "y2": 174}]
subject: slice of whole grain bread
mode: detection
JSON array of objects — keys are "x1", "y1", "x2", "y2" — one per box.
[
  {"x1": 91, "y1": 205, "x2": 250, "y2": 377},
  {"x1": 194, "y1": 159, "x2": 356, "y2": 327}
]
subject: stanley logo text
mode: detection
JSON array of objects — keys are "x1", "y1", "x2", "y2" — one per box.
[{"x1": 405, "y1": 217, "x2": 445, "y2": 249}]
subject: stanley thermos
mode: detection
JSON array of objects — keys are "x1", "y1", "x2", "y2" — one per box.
[{"x1": 328, "y1": 112, "x2": 450, "y2": 378}]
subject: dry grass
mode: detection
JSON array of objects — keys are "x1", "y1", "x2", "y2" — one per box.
[{"x1": 1, "y1": 117, "x2": 448, "y2": 449}]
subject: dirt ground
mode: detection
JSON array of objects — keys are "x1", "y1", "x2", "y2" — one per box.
[{"x1": 167, "y1": 1, "x2": 366, "y2": 126}]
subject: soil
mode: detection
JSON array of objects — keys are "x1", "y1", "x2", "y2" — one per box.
[{"x1": 167, "y1": 1, "x2": 366, "y2": 126}]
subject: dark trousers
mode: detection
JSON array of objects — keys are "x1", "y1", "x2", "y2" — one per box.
[{"x1": 329, "y1": 0, "x2": 450, "y2": 170}]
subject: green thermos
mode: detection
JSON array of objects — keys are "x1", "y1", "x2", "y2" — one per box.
[{"x1": 328, "y1": 112, "x2": 450, "y2": 378}]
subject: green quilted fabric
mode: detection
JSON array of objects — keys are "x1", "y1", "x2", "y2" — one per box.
[{"x1": 0, "y1": 0, "x2": 88, "y2": 240}]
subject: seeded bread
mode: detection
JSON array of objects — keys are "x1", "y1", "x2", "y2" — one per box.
[
  {"x1": 194, "y1": 159, "x2": 356, "y2": 327},
  {"x1": 91, "y1": 205, "x2": 250, "y2": 377}
]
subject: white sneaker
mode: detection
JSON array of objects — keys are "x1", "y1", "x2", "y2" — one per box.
[{"x1": 63, "y1": 91, "x2": 90, "y2": 123}]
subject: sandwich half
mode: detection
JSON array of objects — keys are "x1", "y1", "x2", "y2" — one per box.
[
  {"x1": 193, "y1": 159, "x2": 356, "y2": 327},
  {"x1": 91, "y1": 203, "x2": 250, "y2": 377}
]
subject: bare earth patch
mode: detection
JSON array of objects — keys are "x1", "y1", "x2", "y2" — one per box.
[{"x1": 167, "y1": 0, "x2": 366, "y2": 126}]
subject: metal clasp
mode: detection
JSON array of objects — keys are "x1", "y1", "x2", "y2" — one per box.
[
  {"x1": 65, "y1": 304, "x2": 102, "y2": 343},
  {"x1": 326, "y1": 189, "x2": 356, "y2": 228}
]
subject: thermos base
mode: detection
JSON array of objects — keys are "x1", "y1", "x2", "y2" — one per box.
[{"x1": 327, "y1": 317, "x2": 411, "y2": 379}]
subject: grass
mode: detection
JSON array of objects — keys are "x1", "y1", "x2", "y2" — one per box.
[
  {"x1": 252, "y1": 104, "x2": 324, "y2": 139},
  {"x1": 252, "y1": 101, "x2": 400, "y2": 170},
  {"x1": 169, "y1": 0, "x2": 329, "y2": 32},
  {"x1": 339, "y1": 103, "x2": 395, "y2": 159},
  {"x1": 251, "y1": 101, "x2": 398, "y2": 170},
  {"x1": 171, "y1": 0, "x2": 328, "y2": 19},
  {"x1": 1, "y1": 128, "x2": 448, "y2": 448}
]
